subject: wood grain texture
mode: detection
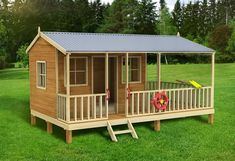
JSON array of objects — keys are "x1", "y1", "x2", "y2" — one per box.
[
  {"x1": 66, "y1": 130, "x2": 72, "y2": 144},
  {"x1": 154, "y1": 120, "x2": 160, "y2": 131},
  {"x1": 29, "y1": 37, "x2": 57, "y2": 118},
  {"x1": 208, "y1": 114, "x2": 214, "y2": 124},
  {"x1": 46, "y1": 122, "x2": 53, "y2": 134}
]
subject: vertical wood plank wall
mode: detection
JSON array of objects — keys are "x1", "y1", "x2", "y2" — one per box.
[{"x1": 29, "y1": 37, "x2": 57, "y2": 118}]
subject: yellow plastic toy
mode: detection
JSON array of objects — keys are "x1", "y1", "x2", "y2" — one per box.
[{"x1": 189, "y1": 80, "x2": 202, "y2": 89}]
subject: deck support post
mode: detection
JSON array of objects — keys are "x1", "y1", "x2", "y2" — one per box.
[
  {"x1": 208, "y1": 114, "x2": 214, "y2": 124},
  {"x1": 157, "y1": 53, "x2": 161, "y2": 90},
  {"x1": 105, "y1": 53, "x2": 109, "y2": 118},
  {"x1": 125, "y1": 53, "x2": 129, "y2": 117},
  {"x1": 209, "y1": 52, "x2": 215, "y2": 125},
  {"x1": 31, "y1": 115, "x2": 36, "y2": 125},
  {"x1": 66, "y1": 53, "x2": 70, "y2": 122},
  {"x1": 66, "y1": 130, "x2": 72, "y2": 144},
  {"x1": 46, "y1": 122, "x2": 53, "y2": 134},
  {"x1": 154, "y1": 120, "x2": 160, "y2": 131},
  {"x1": 211, "y1": 52, "x2": 215, "y2": 108}
]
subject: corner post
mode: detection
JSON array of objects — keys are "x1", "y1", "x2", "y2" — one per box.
[
  {"x1": 125, "y1": 53, "x2": 129, "y2": 116},
  {"x1": 31, "y1": 115, "x2": 36, "y2": 125},
  {"x1": 105, "y1": 53, "x2": 109, "y2": 118},
  {"x1": 209, "y1": 52, "x2": 215, "y2": 124},
  {"x1": 66, "y1": 53, "x2": 70, "y2": 122},
  {"x1": 66, "y1": 130, "x2": 72, "y2": 144},
  {"x1": 157, "y1": 53, "x2": 161, "y2": 90},
  {"x1": 211, "y1": 52, "x2": 215, "y2": 108}
]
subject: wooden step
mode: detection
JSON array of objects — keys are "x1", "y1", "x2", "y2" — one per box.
[
  {"x1": 107, "y1": 119, "x2": 138, "y2": 142},
  {"x1": 114, "y1": 129, "x2": 132, "y2": 135}
]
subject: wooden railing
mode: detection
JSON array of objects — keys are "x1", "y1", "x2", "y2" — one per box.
[
  {"x1": 128, "y1": 87, "x2": 212, "y2": 117},
  {"x1": 57, "y1": 93, "x2": 108, "y2": 123},
  {"x1": 147, "y1": 81, "x2": 192, "y2": 90}
]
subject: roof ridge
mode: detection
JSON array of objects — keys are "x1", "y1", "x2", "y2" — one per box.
[{"x1": 42, "y1": 31, "x2": 178, "y2": 37}]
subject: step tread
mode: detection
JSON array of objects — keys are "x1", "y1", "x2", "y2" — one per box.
[{"x1": 114, "y1": 129, "x2": 132, "y2": 135}]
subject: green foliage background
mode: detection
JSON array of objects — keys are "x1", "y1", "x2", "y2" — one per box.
[{"x1": 0, "y1": 0, "x2": 235, "y2": 65}]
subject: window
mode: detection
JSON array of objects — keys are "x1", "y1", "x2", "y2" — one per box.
[
  {"x1": 65, "y1": 57, "x2": 88, "y2": 86},
  {"x1": 36, "y1": 61, "x2": 46, "y2": 89},
  {"x1": 122, "y1": 56, "x2": 141, "y2": 83}
]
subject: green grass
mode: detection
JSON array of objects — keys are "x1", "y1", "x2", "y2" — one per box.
[{"x1": 0, "y1": 64, "x2": 235, "y2": 161}]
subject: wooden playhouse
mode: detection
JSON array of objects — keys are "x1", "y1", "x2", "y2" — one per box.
[{"x1": 27, "y1": 28, "x2": 215, "y2": 143}]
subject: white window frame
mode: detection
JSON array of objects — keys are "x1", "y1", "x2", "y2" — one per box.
[
  {"x1": 122, "y1": 56, "x2": 142, "y2": 84},
  {"x1": 36, "y1": 61, "x2": 46, "y2": 90},
  {"x1": 64, "y1": 56, "x2": 88, "y2": 87}
]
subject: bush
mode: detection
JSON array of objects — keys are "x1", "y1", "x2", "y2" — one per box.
[
  {"x1": 16, "y1": 44, "x2": 28, "y2": 68},
  {"x1": 215, "y1": 52, "x2": 235, "y2": 63},
  {"x1": 0, "y1": 49, "x2": 7, "y2": 69},
  {"x1": 0, "y1": 55, "x2": 6, "y2": 69},
  {"x1": 5, "y1": 63, "x2": 15, "y2": 68}
]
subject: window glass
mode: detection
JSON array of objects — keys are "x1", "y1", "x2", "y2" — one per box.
[
  {"x1": 67, "y1": 57, "x2": 87, "y2": 85},
  {"x1": 37, "y1": 62, "x2": 46, "y2": 88},
  {"x1": 122, "y1": 57, "x2": 141, "y2": 83}
]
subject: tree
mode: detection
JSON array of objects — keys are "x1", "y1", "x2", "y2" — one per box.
[
  {"x1": 99, "y1": 0, "x2": 138, "y2": 33},
  {"x1": 89, "y1": 0, "x2": 107, "y2": 32},
  {"x1": 172, "y1": 0, "x2": 182, "y2": 32},
  {"x1": 209, "y1": 25, "x2": 232, "y2": 52},
  {"x1": 159, "y1": 0, "x2": 166, "y2": 10},
  {"x1": 226, "y1": 21, "x2": 235, "y2": 53},
  {"x1": 0, "y1": 20, "x2": 7, "y2": 68},
  {"x1": 134, "y1": 0, "x2": 157, "y2": 34},
  {"x1": 157, "y1": 6, "x2": 176, "y2": 35},
  {"x1": 16, "y1": 44, "x2": 28, "y2": 68}
]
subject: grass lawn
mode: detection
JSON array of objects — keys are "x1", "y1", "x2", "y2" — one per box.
[{"x1": 0, "y1": 64, "x2": 235, "y2": 161}]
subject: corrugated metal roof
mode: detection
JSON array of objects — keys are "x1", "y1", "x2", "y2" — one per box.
[{"x1": 43, "y1": 32, "x2": 214, "y2": 53}]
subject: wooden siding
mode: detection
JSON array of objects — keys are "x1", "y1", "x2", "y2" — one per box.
[
  {"x1": 29, "y1": 37, "x2": 57, "y2": 118},
  {"x1": 58, "y1": 53, "x2": 92, "y2": 95}
]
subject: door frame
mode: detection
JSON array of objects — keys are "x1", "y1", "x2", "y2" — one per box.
[{"x1": 91, "y1": 55, "x2": 119, "y2": 114}]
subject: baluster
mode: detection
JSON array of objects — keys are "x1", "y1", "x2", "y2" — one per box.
[
  {"x1": 186, "y1": 89, "x2": 188, "y2": 110},
  {"x1": 87, "y1": 96, "x2": 90, "y2": 120},
  {"x1": 131, "y1": 93, "x2": 134, "y2": 115},
  {"x1": 142, "y1": 93, "x2": 145, "y2": 114},
  {"x1": 168, "y1": 91, "x2": 171, "y2": 111},
  {"x1": 181, "y1": 90, "x2": 184, "y2": 110},
  {"x1": 137, "y1": 93, "x2": 140, "y2": 115},
  {"x1": 173, "y1": 90, "x2": 175, "y2": 111},
  {"x1": 58, "y1": 96, "x2": 60, "y2": 119},
  {"x1": 80, "y1": 97, "x2": 83, "y2": 120},
  {"x1": 74, "y1": 97, "x2": 77, "y2": 121},
  {"x1": 202, "y1": 88, "x2": 205, "y2": 108},
  {"x1": 94, "y1": 96, "x2": 96, "y2": 119},
  {"x1": 64, "y1": 97, "x2": 66, "y2": 120},
  {"x1": 177, "y1": 90, "x2": 179, "y2": 110},
  {"x1": 198, "y1": 89, "x2": 201, "y2": 108},
  {"x1": 190, "y1": 89, "x2": 193, "y2": 109},
  {"x1": 147, "y1": 92, "x2": 150, "y2": 113},
  {"x1": 99, "y1": 96, "x2": 102, "y2": 118},
  {"x1": 206, "y1": 88, "x2": 209, "y2": 107}
]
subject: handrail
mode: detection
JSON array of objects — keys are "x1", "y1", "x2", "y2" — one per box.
[
  {"x1": 128, "y1": 86, "x2": 212, "y2": 117},
  {"x1": 132, "y1": 86, "x2": 212, "y2": 94},
  {"x1": 57, "y1": 93, "x2": 108, "y2": 123}
]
